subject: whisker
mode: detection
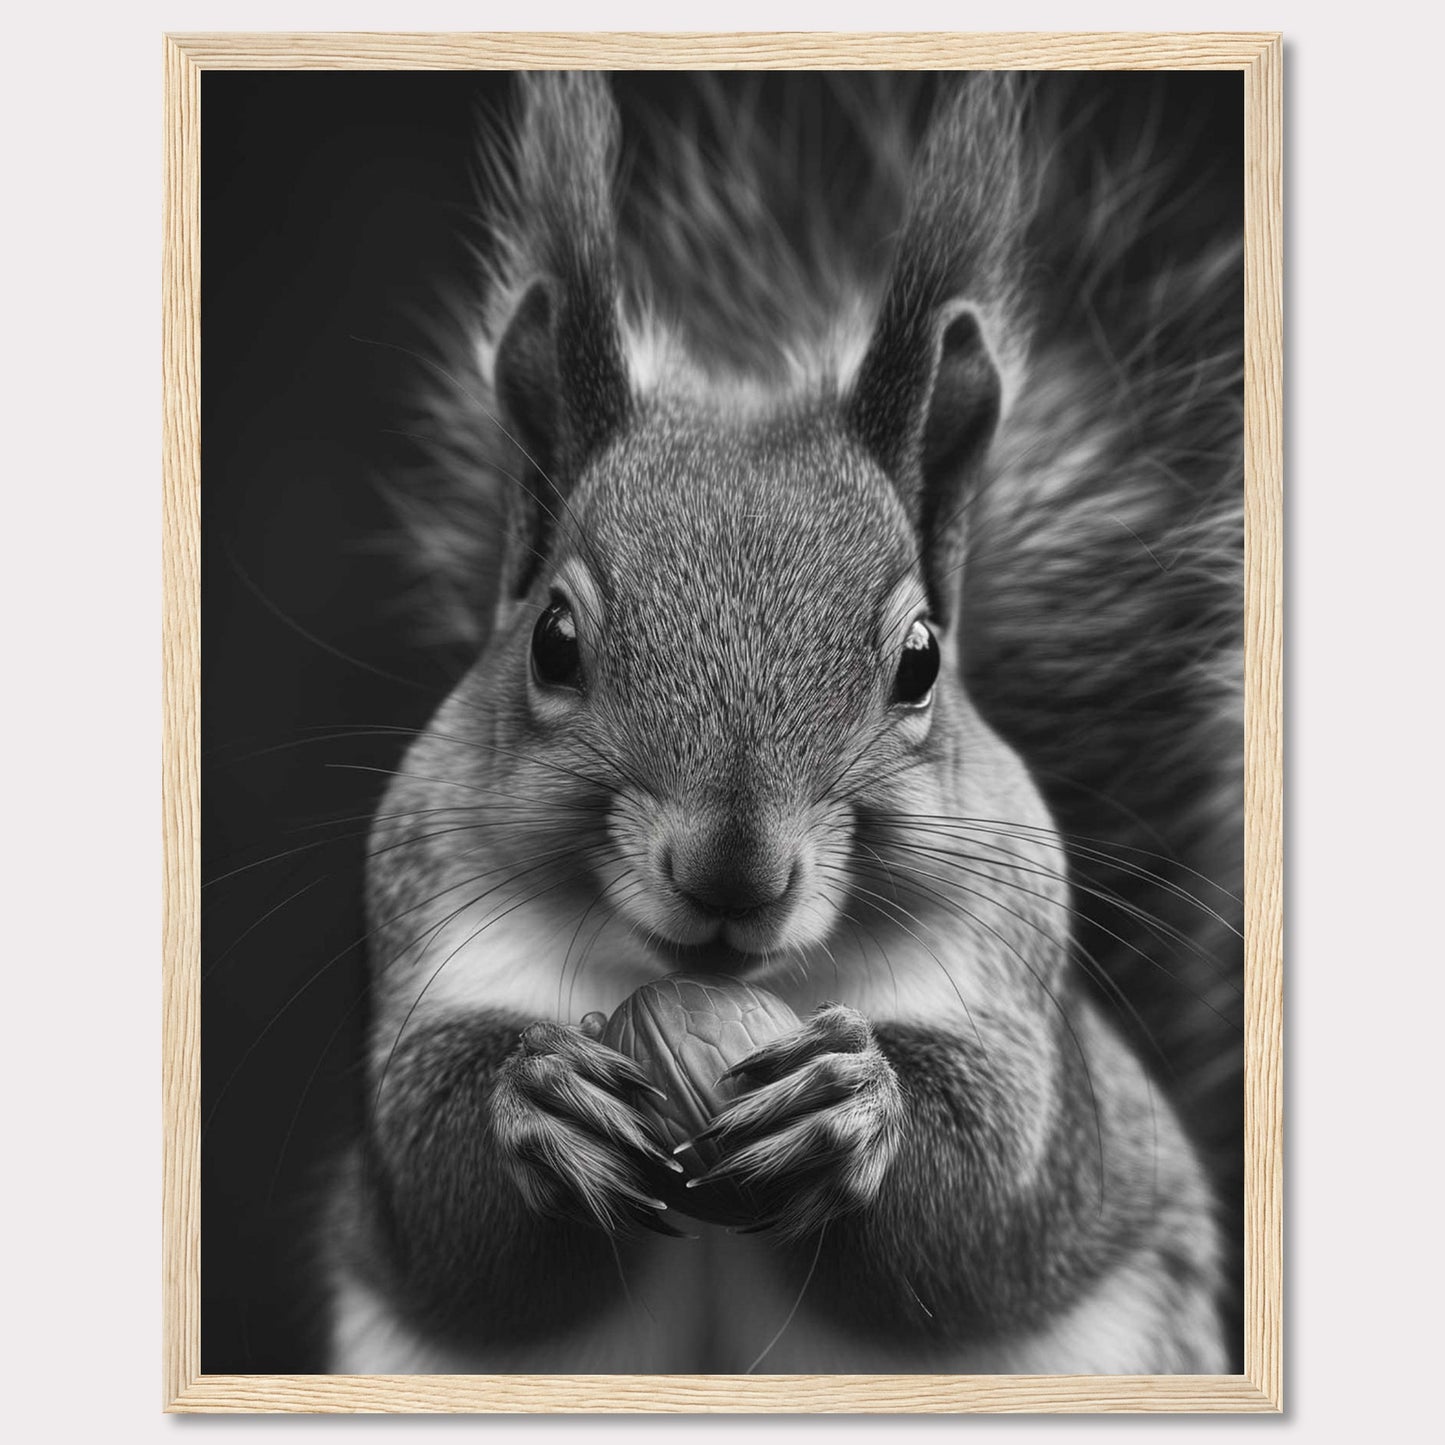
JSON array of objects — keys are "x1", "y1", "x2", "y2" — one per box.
[
  {"x1": 828, "y1": 870, "x2": 989, "y2": 1063},
  {"x1": 327, "y1": 752, "x2": 610, "y2": 805},
  {"x1": 204, "y1": 876, "x2": 328, "y2": 981},
  {"x1": 873, "y1": 810, "x2": 1244, "y2": 916},
  {"x1": 868, "y1": 833, "x2": 1241, "y2": 1013},
  {"x1": 218, "y1": 540, "x2": 443, "y2": 696},
  {"x1": 847, "y1": 856, "x2": 1184, "y2": 1074},
  {"x1": 840, "y1": 868, "x2": 1105, "y2": 1211},
  {"x1": 745, "y1": 1223, "x2": 827, "y2": 1374},
  {"x1": 372, "y1": 867, "x2": 591, "y2": 1113},
  {"x1": 556, "y1": 862, "x2": 646, "y2": 1021},
  {"x1": 204, "y1": 844, "x2": 581, "y2": 1132},
  {"x1": 884, "y1": 826, "x2": 1245, "y2": 994},
  {"x1": 203, "y1": 792, "x2": 604, "y2": 892}
]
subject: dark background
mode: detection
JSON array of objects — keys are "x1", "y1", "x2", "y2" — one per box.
[{"x1": 201, "y1": 71, "x2": 1243, "y2": 1373}]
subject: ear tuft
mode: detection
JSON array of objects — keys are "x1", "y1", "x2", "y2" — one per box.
[
  {"x1": 494, "y1": 279, "x2": 563, "y2": 482},
  {"x1": 843, "y1": 75, "x2": 1026, "y2": 626},
  {"x1": 848, "y1": 302, "x2": 1003, "y2": 626},
  {"x1": 922, "y1": 308, "x2": 1002, "y2": 484},
  {"x1": 917, "y1": 308, "x2": 1002, "y2": 624},
  {"x1": 485, "y1": 74, "x2": 633, "y2": 599}
]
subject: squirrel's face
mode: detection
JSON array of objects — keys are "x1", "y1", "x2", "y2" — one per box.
[{"x1": 501, "y1": 411, "x2": 954, "y2": 965}]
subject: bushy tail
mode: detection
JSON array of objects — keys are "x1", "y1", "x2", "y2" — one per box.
[{"x1": 965, "y1": 92, "x2": 1245, "y2": 1142}]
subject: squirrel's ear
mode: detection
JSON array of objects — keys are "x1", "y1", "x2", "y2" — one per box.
[
  {"x1": 494, "y1": 279, "x2": 564, "y2": 485},
  {"x1": 490, "y1": 73, "x2": 633, "y2": 598},
  {"x1": 848, "y1": 303, "x2": 1002, "y2": 627},
  {"x1": 493, "y1": 277, "x2": 631, "y2": 598},
  {"x1": 846, "y1": 76, "x2": 1025, "y2": 627}
]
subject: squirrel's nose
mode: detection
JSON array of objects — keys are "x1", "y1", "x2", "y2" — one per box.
[{"x1": 665, "y1": 844, "x2": 795, "y2": 921}]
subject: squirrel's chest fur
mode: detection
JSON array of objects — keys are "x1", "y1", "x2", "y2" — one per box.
[{"x1": 331, "y1": 1221, "x2": 1216, "y2": 1374}]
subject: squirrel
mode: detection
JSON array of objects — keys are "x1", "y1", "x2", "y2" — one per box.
[{"x1": 324, "y1": 71, "x2": 1244, "y2": 1374}]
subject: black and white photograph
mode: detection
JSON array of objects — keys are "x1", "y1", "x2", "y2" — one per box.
[{"x1": 201, "y1": 65, "x2": 1248, "y2": 1379}]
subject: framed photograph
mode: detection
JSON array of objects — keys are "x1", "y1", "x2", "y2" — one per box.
[{"x1": 164, "y1": 31, "x2": 1282, "y2": 1413}]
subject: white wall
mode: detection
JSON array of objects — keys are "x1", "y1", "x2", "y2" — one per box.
[{"x1": 5, "y1": 2, "x2": 1439, "y2": 1439}]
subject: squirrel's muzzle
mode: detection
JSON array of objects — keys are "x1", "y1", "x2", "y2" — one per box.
[
  {"x1": 611, "y1": 795, "x2": 848, "y2": 959},
  {"x1": 664, "y1": 838, "x2": 797, "y2": 923},
  {"x1": 655, "y1": 810, "x2": 805, "y2": 943}
]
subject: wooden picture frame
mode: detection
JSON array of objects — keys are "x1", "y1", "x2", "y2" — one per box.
[{"x1": 162, "y1": 30, "x2": 1282, "y2": 1414}]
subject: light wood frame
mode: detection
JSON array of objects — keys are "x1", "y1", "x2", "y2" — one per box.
[{"x1": 162, "y1": 30, "x2": 1282, "y2": 1414}]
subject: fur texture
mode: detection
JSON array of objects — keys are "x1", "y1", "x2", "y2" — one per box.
[
  {"x1": 336, "y1": 72, "x2": 1244, "y2": 1374},
  {"x1": 395, "y1": 68, "x2": 1243, "y2": 1156}
]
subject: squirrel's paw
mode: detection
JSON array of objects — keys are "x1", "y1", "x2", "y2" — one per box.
[
  {"x1": 492, "y1": 1021, "x2": 689, "y2": 1238},
  {"x1": 687, "y1": 1004, "x2": 903, "y2": 1240}
]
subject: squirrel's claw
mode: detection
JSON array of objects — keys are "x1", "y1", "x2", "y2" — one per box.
[
  {"x1": 691, "y1": 1010, "x2": 904, "y2": 1234},
  {"x1": 717, "y1": 1004, "x2": 873, "y2": 1086},
  {"x1": 518, "y1": 1020, "x2": 666, "y2": 1101},
  {"x1": 495, "y1": 1021, "x2": 681, "y2": 1237},
  {"x1": 696, "y1": 1052, "x2": 873, "y2": 1152}
]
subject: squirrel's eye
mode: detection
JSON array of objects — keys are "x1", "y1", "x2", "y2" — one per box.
[
  {"x1": 531, "y1": 599, "x2": 583, "y2": 690},
  {"x1": 893, "y1": 619, "x2": 939, "y2": 707}
]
